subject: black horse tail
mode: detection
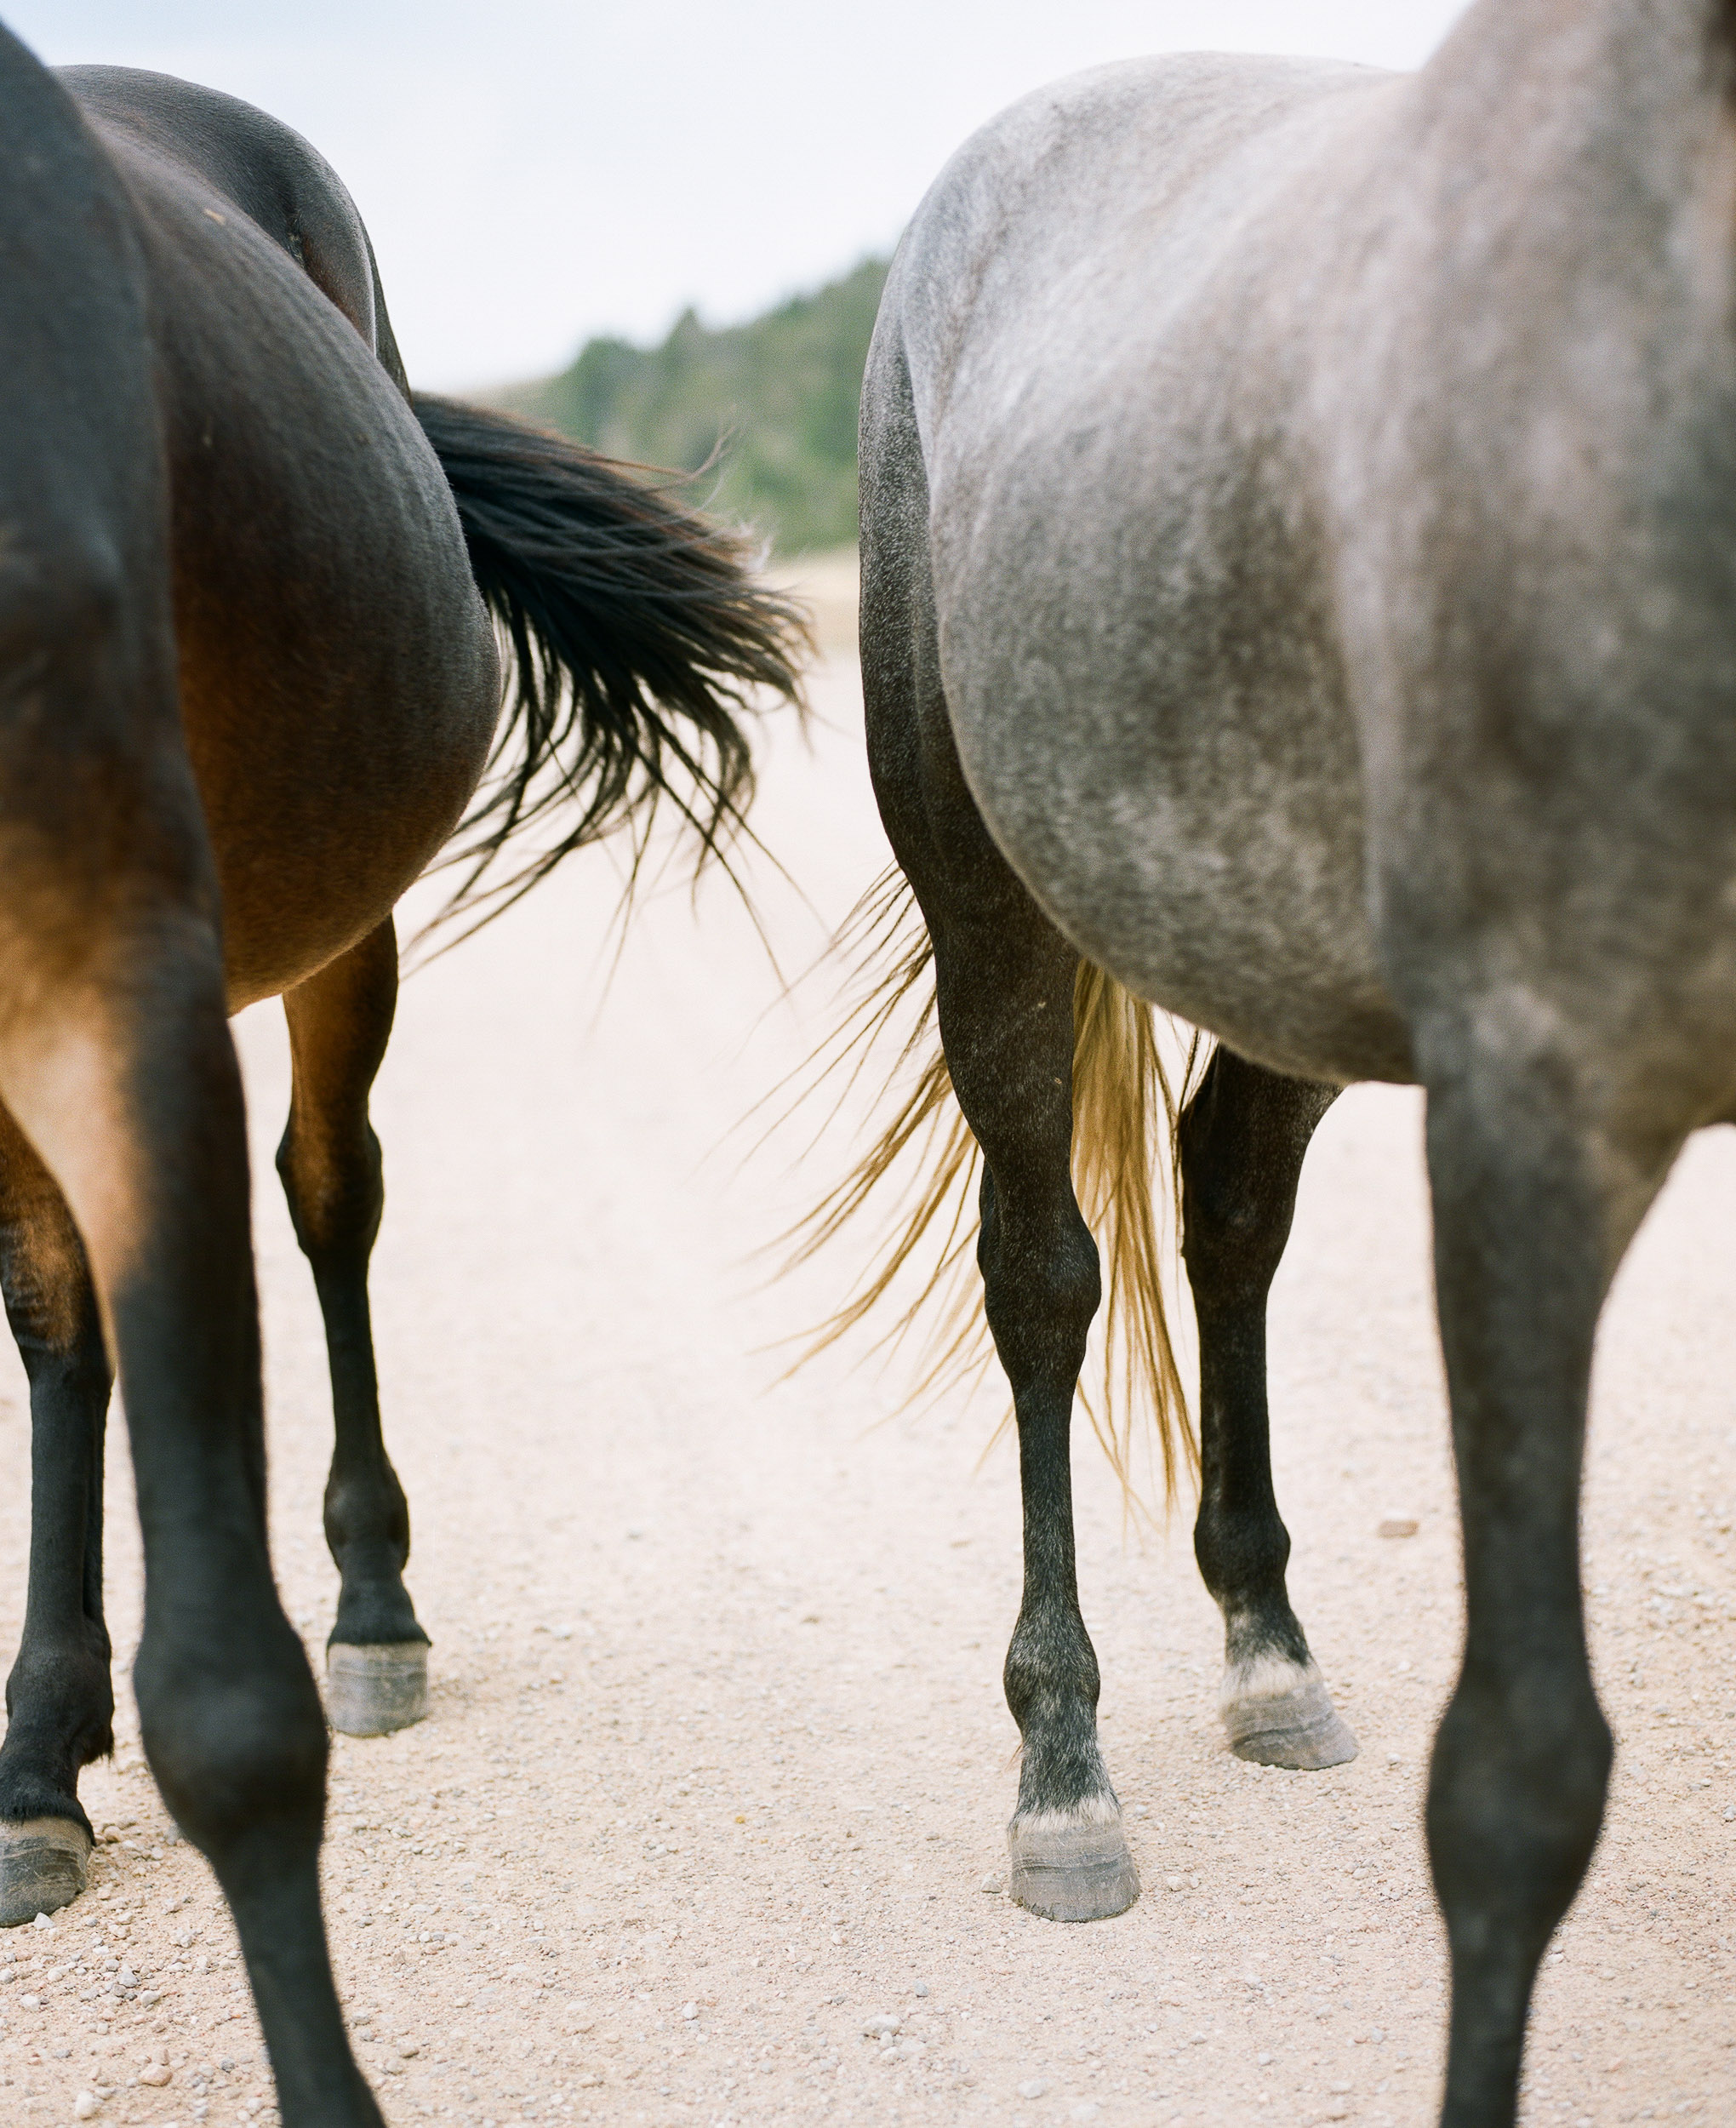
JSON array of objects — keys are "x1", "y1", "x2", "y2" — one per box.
[{"x1": 413, "y1": 392, "x2": 809, "y2": 939}]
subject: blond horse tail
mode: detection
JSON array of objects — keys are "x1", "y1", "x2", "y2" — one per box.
[{"x1": 785, "y1": 870, "x2": 1203, "y2": 1516}]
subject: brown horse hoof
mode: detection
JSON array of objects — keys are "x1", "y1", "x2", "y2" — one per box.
[
  {"x1": 326, "y1": 1643, "x2": 429, "y2": 1736},
  {"x1": 1221, "y1": 1657, "x2": 1358, "y2": 1770},
  {"x1": 1007, "y1": 1805, "x2": 1140, "y2": 1922},
  {"x1": 0, "y1": 1816, "x2": 91, "y2": 1926}
]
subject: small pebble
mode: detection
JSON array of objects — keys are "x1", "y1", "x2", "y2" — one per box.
[
  {"x1": 1166, "y1": 1875, "x2": 1185, "y2": 1892},
  {"x1": 862, "y1": 2014, "x2": 900, "y2": 2038},
  {"x1": 682, "y1": 2001, "x2": 699, "y2": 2021},
  {"x1": 1257, "y1": 2051, "x2": 1274, "y2": 2066},
  {"x1": 979, "y1": 1874, "x2": 1003, "y2": 1896},
  {"x1": 140, "y1": 2064, "x2": 172, "y2": 2088},
  {"x1": 1017, "y1": 2079, "x2": 1048, "y2": 2099},
  {"x1": 1071, "y1": 2108, "x2": 1100, "y2": 2123},
  {"x1": 73, "y1": 2095, "x2": 100, "y2": 2121},
  {"x1": 912, "y1": 1980, "x2": 928, "y2": 1997},
  {"x1": 1379, "y1": 1517, "x2": 1419, "y2": 1539},
  {"x1": 31, "y1": 1913, "x2": 53, "y2": 1931},
  {"x1": 398, "y1": 2041, "x2": 420, "y2": 2059}
]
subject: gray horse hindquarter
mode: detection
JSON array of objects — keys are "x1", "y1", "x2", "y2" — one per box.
[{"x1": 863, "y1": 10, "x2": 1736, "y2": 2120}]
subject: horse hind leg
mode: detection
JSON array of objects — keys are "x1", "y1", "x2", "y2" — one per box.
[
  {"x1": 0, "y1": 1107, "x2": 113, "y2": 1924},
  {"x1": 0, "y1": 842, "x2": 380, "y2": 2120},
  {"x1": 276, "y1": 918, "x2": 429, "y2": 1736},
  {"x1": 860, "y1": 335, "x2": 1132, "y2": 1919},
  {"x1": 935, "y1": 917, "x2": 1140, "y2": 1922},
  {"x1": 1177, "y1": 1047, "x2": 1356, "y2": 1769},
  {"x1": 874, "y1": 784, "x2": 1137, "y2": 1916}
]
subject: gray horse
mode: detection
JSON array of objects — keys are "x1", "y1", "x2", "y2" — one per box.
[{"x1": 848, "y1": 3, "x2": 1736, "y2": 2120}]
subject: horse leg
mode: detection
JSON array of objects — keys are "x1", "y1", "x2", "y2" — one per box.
[
  {"x1": 1177, "y1": 1046, "x2": 1356, "y2": 1768},
  {"x1": 1421, "y1": 1042, "x2": 1650, "y2": 2125},
  {"x1": 277, "y1": 918, "x2": 428, "y2": 1736},
  {"x1": 934, "y1": 917, "x2": 1140, "y2": 1923},
  {"x1": 859, "y1": 342, "x2": 1133, "y2": 1920},
  {"x1": 0, "y1": 1107, "x2": 113, "y2": 1924},
  {"x1": 0, "y1": 821, "x2": 377, "y2": 2123}
]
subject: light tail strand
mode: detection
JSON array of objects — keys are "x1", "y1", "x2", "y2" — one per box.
[{"x1": 785, "y1": 871, "x2": 1203, "y2": 1516}]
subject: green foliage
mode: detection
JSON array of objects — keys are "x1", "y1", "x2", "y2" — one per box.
[{"x1": 496, "y1": 256, "x2": 889, "y2": 556}]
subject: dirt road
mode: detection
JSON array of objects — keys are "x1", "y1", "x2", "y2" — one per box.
[{"x1": 2, "y1": 637, "x2": 1733, "y2": 2127}]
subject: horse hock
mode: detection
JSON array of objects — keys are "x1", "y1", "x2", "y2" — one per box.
[
  {"x1": 324, "y1": 1642, "x2": 428, "y2": 1736},
  {"x1": 0, "y1": 1816, "x2": 91, "y2": 1925}
]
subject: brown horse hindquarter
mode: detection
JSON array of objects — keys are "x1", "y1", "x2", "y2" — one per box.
[{"x1": 92, "y1": 106, "x2": 501, "y2": 1007}]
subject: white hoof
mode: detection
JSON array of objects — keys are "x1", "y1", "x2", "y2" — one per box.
[
  {"x1": 1007, "y1": 1799, "x2": 1139, "y2": 1922},
  {"x1": 1220, "y1": 1656, "x2": 1357, "y2": 1770},
  {"x1": 326, "y1": 1642, "x2": 429, "y2": 1736}
]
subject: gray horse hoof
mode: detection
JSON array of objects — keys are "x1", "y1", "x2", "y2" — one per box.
[
  {"x1": 326, "y1": 1642, "x2": 429, "y2": 1736},
  {"x1": 1221, "y1": 1658, "x2": 1358, "y2": 1770},
  {"x1": 1007, "y1": 1806, "x2": 1140, "y2": 1923},
  {"x1": 0, "y1": 1817, "x2": 91, "y2": 1927}
]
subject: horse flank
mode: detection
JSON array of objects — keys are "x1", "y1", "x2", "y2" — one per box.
[{"x1": 787, "y1": 869, "x2": 1202, "y2": 1514}]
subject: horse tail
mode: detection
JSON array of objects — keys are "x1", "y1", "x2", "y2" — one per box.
[
  {"x1": 412, "y1": 392, "x2": 809, "y2": 936},
  {"x1": 1069, "y1": 958, "x2": 1201, "y2": 1507},
  {"x1": 785, "y1": 872, "x2": 1202, "y2": 1516}
]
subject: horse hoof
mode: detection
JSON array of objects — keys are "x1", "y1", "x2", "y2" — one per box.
[
  {"x1": 326, "y1": 1643, "x2": 429, "y2": 1736},
  {"x1": 1007, "y1": 1805, "x2": 1140, "y2": 1923},
  {"x1": 0, "y1": 1817, "x2": 91, "y2": 1926},
  {"x1": 1221, "y1": 1658, "x2": 1358, "y2": 1770}
]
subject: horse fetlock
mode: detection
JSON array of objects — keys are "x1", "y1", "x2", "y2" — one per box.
[
  {"x1": 3, "y1": 1640, "x2": 115, "y2": 1760},
  {"x1": 328, "y1": 1561, "x2": 425, "y2": 1652},
  {"x1": 323, "y1": 1476, "x2": 410, "y2": 1568},
  {"x1": 325, "y1": 1641, "x2": 428, "y2": 1737},
  {"x1": 1008, "y1": 1794, "x2": 1139, "y2": 1924},
  {"x1": 1219, "y1": 1650, "x2": 1357, "y2": 1770},
  {"x1": 0, "y1": 1816, "x2": 92, "y2": 1925},
  {"x1": 1194, "y1": 1509, "x2": 1296, "y2": 1617},
  {"x1": 0, "y1": 1722, "x2": 100, "y2": 1839}
]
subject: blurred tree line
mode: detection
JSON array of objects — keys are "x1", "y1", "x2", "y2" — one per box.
[{"x1": 495, "y1": 255, "x2": 889, "y2": 555}]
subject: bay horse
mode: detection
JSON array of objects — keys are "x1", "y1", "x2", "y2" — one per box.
[
  {"x1": 840, "y1": 2, "x2": 1736, "y2": 2120},
  {"x1": 0, "y1": 30, "x2": 800, "y2": 2124}
]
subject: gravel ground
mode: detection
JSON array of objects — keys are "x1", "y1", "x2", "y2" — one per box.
[{"x1": 2, "y1": 637, "x2": 1734, "y2": 2127}]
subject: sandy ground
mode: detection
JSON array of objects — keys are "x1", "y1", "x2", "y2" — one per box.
[{"x1": 2, "y1": 630, "x2": 1735, "y2": 2128}]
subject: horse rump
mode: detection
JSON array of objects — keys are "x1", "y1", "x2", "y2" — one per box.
[{"x1": 413, "y1": 392, "x2": 809, "y2": 936}]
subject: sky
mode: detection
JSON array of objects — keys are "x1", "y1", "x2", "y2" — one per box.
[{"x1": 16, "y1": 2, "x2": 1469, "y2": 391}]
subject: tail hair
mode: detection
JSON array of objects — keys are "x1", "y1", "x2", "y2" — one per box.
[
  {"x1": 785, "y1": 872, "x2": 1204, "y2": 1515},
  {"x1": 413, "y1": 392, "x2": 809, "y2": 941}
]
